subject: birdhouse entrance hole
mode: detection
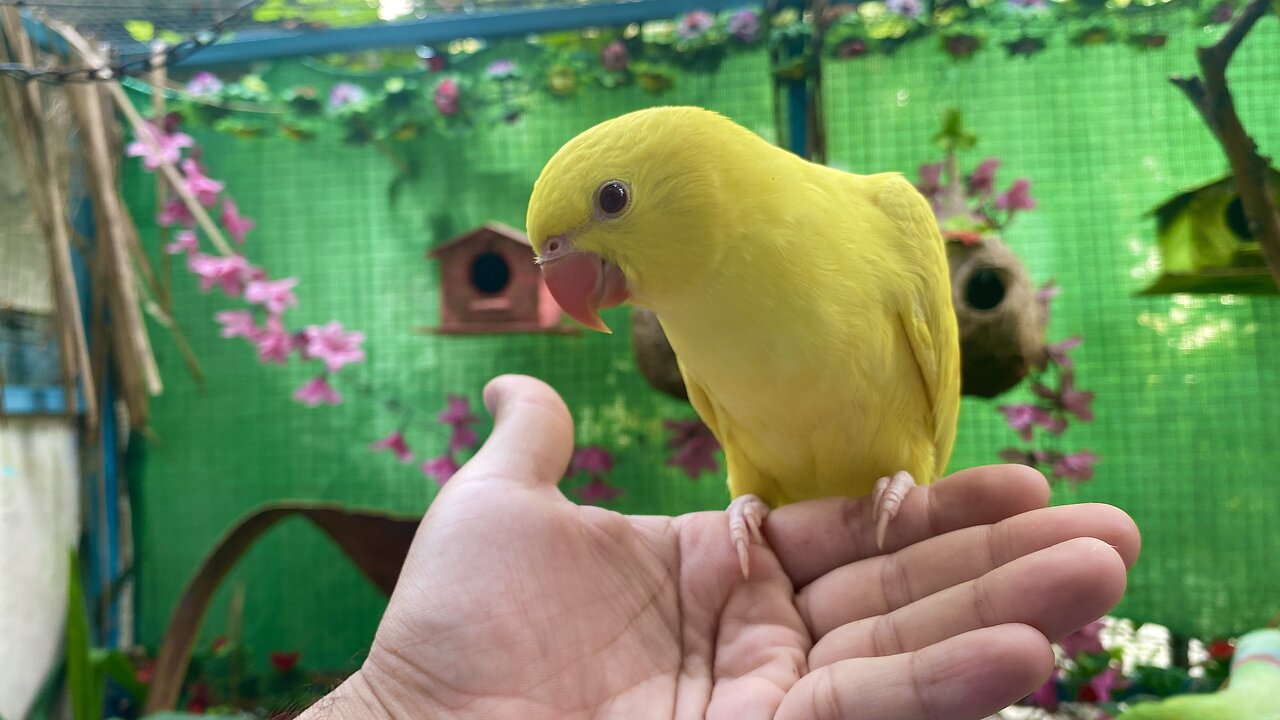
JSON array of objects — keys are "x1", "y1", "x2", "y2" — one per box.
[
  {"x1": 1225, "y1": 196, "x2": 1252, "y2": 241},
  {"x1": 964, "y1": 267, "x2": 1008, "y2": 312},
  {"x1": 470, "y1": 252, "x2": 511, "y2": 294}
]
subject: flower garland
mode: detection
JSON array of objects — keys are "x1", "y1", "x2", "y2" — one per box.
[{"x1": 132, "y1": 0, "x2": 1247, "y2": 150}]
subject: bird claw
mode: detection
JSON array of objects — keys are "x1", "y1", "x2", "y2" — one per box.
[
  {"x1": 873, "y1": 470, "x2": 917, "y2": 550},
  {"x1": 728, "y1": 493, "x2": 769, "y2": 580}
]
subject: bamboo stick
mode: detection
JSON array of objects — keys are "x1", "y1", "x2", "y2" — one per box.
[
  {"x1": 150, "y1": 41, "x2": 175, "y2": 311},
  {"x1": 0, "y1": 7, "x2": 98, "y2": 427},
  {"x1": 67, "y1": 80, "x2": 164, "y2": 410}
]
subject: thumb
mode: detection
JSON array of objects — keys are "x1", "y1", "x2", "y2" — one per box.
[{"x1": 452, "y1": 374, "x2": 574, "y2": 490}]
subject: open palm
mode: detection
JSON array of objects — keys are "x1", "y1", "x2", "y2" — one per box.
[{"x1": 314, "y1": 375, "x2": 1138, "y2": 720}]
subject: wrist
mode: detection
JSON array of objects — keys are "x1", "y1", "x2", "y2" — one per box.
[{"x1": 296, "y1": 669, "x2": 401, "y2": 720}]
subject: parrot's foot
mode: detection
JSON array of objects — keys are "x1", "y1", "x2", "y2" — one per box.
[
  {"x1": 872, "y1": 470, "x2": 917, "y2": 550},
  {"x1": 727, "y1": 494, "x2": 769, "y2": 580}
]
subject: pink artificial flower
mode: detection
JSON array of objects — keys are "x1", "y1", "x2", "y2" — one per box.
[
  {"x1": 126, "y1": 121, "x2": 194, "y2": 170},
  {"x1": 215, "y1": 309, "x2": 260, "y2": 340},
  {"x1": 294, "y1": 375, "x2": 341, "y2": 406},
  {"x1": 677, "y1": 10, "x2": 714, "y2": 39},
  {"x1": 486, "y1": 60, "x2": 516, "y2": 78},
  {"x1": 1045, "y1": 336, "x2": 1083, "y2": 369},
  {"x1": 578, "y1": 478, "x2": 623, "y2": 504},
  {"x1": 180, "y1": 159, "x2": 224, "y2": 207},
  {"x1": 1036, "y1": 279, "x2": 1060, "y2": 324},
  {"x1": 1060, "y1": 381, "x2": 1094, "y2": 422},
  {"x1": 301, "y1": 321, "x2": 365, "y2": 372},
  {"x1": 220, "y1": 198, "x2": 255, "y2": 245},
  {"x1": 1077, "y1": 666, "x2": 1123, "y2": 704},
  {"x1": 600, "y1": 40, "x2": 628, "y2": 72},
  {"x1": 255, "y1": 315, "x2": 295, "y2": 365},
  {"x1": 370, "y1": 430, "x2": 414, "y2": 463},
  {"x1": 1054, "y1": 450, "x2": 1097, "y2": 484},
  {"x1": 999, "y1": 404, "x2": 1040, "y2": 441},
  {"x1": 437, "y1": 395, "x2": 478, "y2": 426},
  {"x1": 664, "y1": 419, "x2": 721, "y2": 479},
  {"x1": 1059, "y1": 620, "x2": 1106, "y2": 659},
  {"x1": 157, "y1": 197, "x2": 195, "y2": 228},
  {"x1": 967, "y1": 158, "x2": 1001, "y2": 197},
  {"x1": 245, "y1": 277, "x2": 299, "y2": 316},
  {"x1": 433, "y1": 79, "x2": 459, "y2": 116},
  {"x1": 996, "y1": 178, "x2": 1037, "y2": 211},
  {"x1": 917, "y1": 162, "x2": 944, "y2": 197},
  {"x1": 186, "y1": 71, "x2": 223, "y2": 96},
  {"x1": 1027, "y1": 670, "x2": 1059, "y2": 711},
  {"x1": 448, "y1": 425, "x2": 478, "y2": 453},
  {"x1": 188, "y1": 253, "x2": 261, "y2": 297},
  {"x1": 571, "y1": 446, "x2": 614, "y2": 476},
  {"x1": 165, "y1": 229, "x2": 199, "y2": 255},
  {"x1": 423, "y1": 454, "x2": 460, "y2": 484}
]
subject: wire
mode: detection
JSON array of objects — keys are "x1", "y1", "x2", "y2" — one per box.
[{"x1": 0, "y1": 0, "x2": 261, "y2": 85}]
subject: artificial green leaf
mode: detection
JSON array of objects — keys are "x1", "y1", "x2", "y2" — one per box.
[
  {"x1": 123, "y1": 20, "x2": 154, "y2": 43},
  {"x1": 66, "y1": 550, "x2": 100, "y2": 720}
]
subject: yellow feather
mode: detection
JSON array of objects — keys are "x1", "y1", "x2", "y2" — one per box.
[{"x1": 528, "y1": 106, "x2": 961, "y2": 508}]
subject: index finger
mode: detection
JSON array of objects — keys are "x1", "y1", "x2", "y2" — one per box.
[{"x1": 765, "y1": 464, "x2": 1051, "y2": 587}]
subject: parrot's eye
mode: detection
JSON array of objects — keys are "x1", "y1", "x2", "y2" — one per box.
[{"x1": 595, "y1": 180, "x2": 630, "y2": 218}]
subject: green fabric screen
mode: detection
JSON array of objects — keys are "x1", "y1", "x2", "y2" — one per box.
[{"x1": 122, "y1": 24, "x2": 1280, "y2": 673}]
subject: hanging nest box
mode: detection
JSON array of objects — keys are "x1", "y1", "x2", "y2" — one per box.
[
  {"x1": 947, "y1": 235, "x2": 1047, "y2": 398},
  {"x1": 426, "y1": 222, "x2": 569, "y2": 334},
  {"x1": 630, "y1": 234, "x2": 1046, "y2": 402},
  {"x1": 1138, "y1": 169, "x2": 1280, "y2": 295}
]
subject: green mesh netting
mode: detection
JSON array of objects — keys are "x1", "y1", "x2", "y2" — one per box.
[{"x1": 122, "y1": 25, "x2": 1280, "y2": 673}]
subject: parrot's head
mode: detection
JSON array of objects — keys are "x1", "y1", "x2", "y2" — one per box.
[{"x1": 526, "y1": 106, "x2": 746, "y2": 333}]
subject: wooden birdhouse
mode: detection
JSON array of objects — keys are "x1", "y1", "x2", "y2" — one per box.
[
  {"x1": 427, "y1": 222, "x2": 566, "y2": 334},
  {"x1": 1139, "y1": 169, "x2": 1280, "y2": 295}
]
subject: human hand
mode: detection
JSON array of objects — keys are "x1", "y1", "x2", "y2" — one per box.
[{"x1": 301, "y1": 374, "x2": 1139, "y2": 720}]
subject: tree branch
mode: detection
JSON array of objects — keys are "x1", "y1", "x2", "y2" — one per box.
[{"x1": 1169, "y1": 0, "x2": 1280, "y2": 289}]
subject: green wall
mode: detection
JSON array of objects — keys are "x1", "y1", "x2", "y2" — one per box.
[{"x1": 123, "y1": 25, "x2": 1280, "y2": 673}]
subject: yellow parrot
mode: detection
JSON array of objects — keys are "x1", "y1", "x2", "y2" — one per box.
[{"x1": 526, "y1": 106, "x2": 960, "y2": 576}]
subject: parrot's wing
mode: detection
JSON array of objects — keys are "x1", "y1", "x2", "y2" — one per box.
[{"x1": 876, "y1": 174, "x2": 962, "y2": 479}]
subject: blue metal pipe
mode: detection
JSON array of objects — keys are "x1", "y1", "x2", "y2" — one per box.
[{"x1": 120, "y1": 0, "x2": 758, "y2": 69}]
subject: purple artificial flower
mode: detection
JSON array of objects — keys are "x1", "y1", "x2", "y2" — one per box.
[
  {"x1": 301, "y1": 321, "x2": 365, "y2": 373},
  {"x1": 485, "y1": 60, "x2": 516, "y2": 79},
  {"x1": 917, "y1": 162, "x2": 944, "y2": 197},
  {"x1": 448, "y1": 424, "x2": 478, "y2": 453},
  {"x1": 996, "y1": 178, "x2": 1037, "y2": 211},
  {"x1": 1045, "y1": 336, "x2": 1082, "y2": 370},
  {"x1": 187, "y1": 253, "x2": 262, "y2": 297},
  {"x1": 1009, "y1": 0, "x2": 1047, "y2": 9},
  {"x1": 570, "y1": 446, "x2": 614, "y2": 476},
  {"x1": 578, "y1": 478, "x2": 623, "y2": 504},
  {"x1": 664, "y1": 419, "x2": 721, "y2": 478},
  {"x1": 126, "y1": 121, "x2": 194, "y2": 170},
  {"x1": 438, "y1": 395, "x2": 478, "y2": 427},
  {"x1": 215, "y1": 309, "x2": 260, "y2": 340},
  {"x1": 327, "y1": 82, "x2": 366, "y2": 110},
  {"x1": 967, "y1": 158, "x2": 1001, "y2": 197},
  {"x1": 1027, "y1": 670, "x2": 1059, "y2": 711},
  {"x1": 186, "y1": 71, "x2": 224, "y2": 97},
  {"x1": 423, "y1": 454, "x2": 460, "y2": 484},
  {"x1": 370, "y1": 430, "x2": 414, "y2": 463},
  {"x1": 220, "y1": 198, "x2": 255, "y2": 245},
  {"x1": 600, "y1": 40, "x2": 628, "y2": 72},
  {"x1": 727, "y1": 9, "x2": 761, "y2": 41},
  {"x1": 1054, "y1": 450, "x2": 1097, "y2": 484},
  {"x1": 886, "y1": 0, "x2": 924, "y2": 19},
  {"x1": 244, "y1": 277, "x2": 299, "y2": 316},
  {"x1": 1059, "y1": 620, "x2": 1106, "y2": 659},
  {"x1": 254, "y1": 315, "x2": 295, "y2": 365}
]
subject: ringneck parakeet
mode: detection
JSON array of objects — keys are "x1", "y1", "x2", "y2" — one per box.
[
  {"x1": 527, "y1": 106, "x2": 960, "y2": 576},
  {"x1": 1117, "y1": 629, "x2": 1280, "y2": 720}
]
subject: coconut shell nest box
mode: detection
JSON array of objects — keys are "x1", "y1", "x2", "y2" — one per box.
[
  {"x1": 426, "y1": 222, "x2": 568, "y2": 334},
  {"x1": 630, "y1": 235, "x2": 1046, "y2": 401},
  {"x1": 1139, "y1": 169, "x2": 1280, "y2": 295}
]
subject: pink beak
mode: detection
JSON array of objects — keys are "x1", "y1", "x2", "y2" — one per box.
[{"x1": 538, "y1": 236, "x2": 630, "y2": 333}]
